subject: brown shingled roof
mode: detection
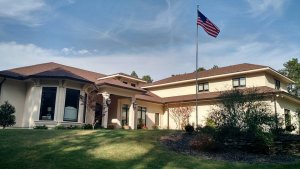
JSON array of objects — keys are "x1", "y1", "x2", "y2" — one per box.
[
  {"x1": 136, "y1": 91, "x2": 163, "y2": 103},
  {"x1": 96, "y1": 78, "x2": 146, "y2": 92},
  {"x1": 144, "y1": 63, "x2": 267, "y2": 87},
  {"x1": 163, "y1": 86, "x2": 278, "y2": 103},
  {"x1": 8, "y1": 62, "x2": 105, "y2": 82},
  {"x1": 28, "y1": 68, "x2": 91, "y2": 83}
]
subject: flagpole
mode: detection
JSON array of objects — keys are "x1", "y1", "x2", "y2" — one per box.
[{"x1": 195, "y1": 5, "x2": 199, "y2": 127}]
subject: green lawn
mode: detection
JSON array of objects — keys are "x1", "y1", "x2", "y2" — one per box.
[{"x1": 0, "y1": 129, "x2": 300, "y2": 169}]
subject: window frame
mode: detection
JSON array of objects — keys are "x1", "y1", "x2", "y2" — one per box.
[
  {"x1": 137, "y1": 106, "x2": 147, "y2": 126},
  {"x1": 121, "y1": 104, "x2": 129, "y2": 126},
  {"x1": 198, "y1": 82, "x2": 209, "y2": 92},
  {"x1": 232, "y1": 77, "x2": 246, "y2": 88},
  {"x1": 63, "y1": 88, "x2": 80, "y2": 122},
  {"x1": 39, "y1": 86, "x2": 58, "y2": 121}
]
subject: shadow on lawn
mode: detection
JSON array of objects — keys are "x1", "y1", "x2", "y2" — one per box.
[
  {"x1": 1, "y1": 130, "x2": 299, "y2": 169},
  {"x1": 8, "y1": 130, "x2": 228, "y2": 169}
]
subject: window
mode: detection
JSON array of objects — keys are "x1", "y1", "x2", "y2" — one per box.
[
  {"x1": 39, "y1": 87, "x2": 57, "y2": 120},
  {"x1": 275, "y1": 79, "x2": 281, "y2": 89},
  {"x1": 131, "y1": 83, "x2": 136, "y2": 87},
  {"x1": 122, "y1": 104, "x2": 129, "y2": 126},
  {"x1": 155, "y1": 113, "x2": 160, "y2": 126},
  {"x1": 137, "y1": 106, "x2": 147, "y2": 127},
  {"x1": 123, "y1": 81, "x2": 128, "y2": 84},
  {"x1": 284, "y1": 109, "x2": 291, "y2": 127},
  {"x1": 198, "y1": 82, "x2": 209, "y2": 92},
  {"x1": 232, "y1": 77, "x2": 246, "y2": 87},
  {"x1": 64, "y1": 88, "x2": 80, "y2": 122}
]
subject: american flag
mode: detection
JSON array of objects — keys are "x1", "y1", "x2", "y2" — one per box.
[{"x1": 197, "y1": 10, "x2": 220, "y2": 38}]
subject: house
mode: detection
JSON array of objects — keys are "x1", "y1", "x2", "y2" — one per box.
[{"x1": 0, "y1": 62, "x2": 299, "y2": 130}]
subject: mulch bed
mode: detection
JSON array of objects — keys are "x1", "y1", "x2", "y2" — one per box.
[{"x1": 160, "y1": 132, "x2": 299, "y2": 163}]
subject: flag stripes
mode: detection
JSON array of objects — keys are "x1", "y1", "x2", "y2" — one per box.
[{"x1": 197, "y1": 10, "x2": 220, "y2": 38}]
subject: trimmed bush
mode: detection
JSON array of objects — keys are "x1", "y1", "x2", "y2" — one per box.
[
  {"x1": 34, "y1": 125, "x2": 48, "y2": 129},
  {"x1": 82, "y1": 124, "x2": 93, "y2": 129},
  {"x1": 54, "y1": 125, "x2": 66, "y2": 130},
  {"x1": 0, "y1": 101, "x2": 16, "y2": 129},
  {"x1": 189, "y1": 133, "x2": 219, "y2": 152},
  {"x1": 152, "y1": 125, "x2": 159, "y2": 130},
  {"x1": 185, "y1": 124, "x2": 194, "y2": 134},
  {"x1": 107, "y1": 124, "x2": 115, "y2": 129}
]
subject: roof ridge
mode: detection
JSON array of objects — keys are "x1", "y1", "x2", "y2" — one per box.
[{"x1": 145, "y1": 63, "x2": 268, "y2": 87}]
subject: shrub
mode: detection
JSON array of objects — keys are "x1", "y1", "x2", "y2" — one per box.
[
  {"x1": 189, "y1": 133, "x2": 219, "y2": 152},
  {"x1": 94, "y1": 123, "x2": 103, "y2": 129},
  {"x1": 34, "y1": 125, "x2": 48, "y2": 129},
  {"x1": 185, "y1": 124, "x2": 194, "y2": 134},
  {"x1": 54, "y1": 125, "x2": 66, "y2": 130},
  {"x1": 67, "y1": 125, "x2": 81, "y2": 129},
  {"x1": 196, "y1": 126, "x2": 216, "y2": 136},
  {"x1": 152, "y1": 125, "x2": 159, "y2": 130},
  {"x1": 245, "y1": 130, "x2": 274, "y2": 154},
  {"x1": 286, "y1": 125, "x2": 296, "y2": 132},
  {"x1": 107, "y1": 124, "x2": 115, "y2": 129},
  {"x1": 82, "y1": 124, "x2": 93, "y2": 129},
  {"x1": 216, "y1": 126, "x2": 241, "y2": 142},
  {"x1": 0, "y1": 101, "x2": 16, "y2": 129}
]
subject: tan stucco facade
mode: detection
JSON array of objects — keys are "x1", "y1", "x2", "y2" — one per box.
[{"x1": 0, "y1": 65, "x2": 299, "y2": 131}]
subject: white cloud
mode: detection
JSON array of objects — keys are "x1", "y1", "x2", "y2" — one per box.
[
  {"x1": 0, "y1": 40, "x2": 298, "y2": 81},
  {"x1": 0, "y1": 0, "x2": 47, "y2": 26},
  {"x1": 246, "y1": 0, "x2": 286, "y2": 18}
]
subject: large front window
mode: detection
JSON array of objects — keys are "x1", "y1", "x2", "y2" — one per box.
[
  {"x1": 64, "y1": 88, "x2": 80, "y2": 122},
  {"x1": 137, "y1": 107, "x2": 147, "y2": 128},
  {"x1": 39, "y1": 87, "x2": 57, "y2": 120}
]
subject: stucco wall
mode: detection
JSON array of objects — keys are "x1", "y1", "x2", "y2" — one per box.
[
  {"x1": 22, "y1": 79, "x2": 86, "y2": 128},
  {"x1": 265, "y1": 73, "x2": 288, "y2": 92},
  {"x1": 0, "y1": 79, "x2": 27, "y2": 127},
  {"x1": 117, "y1": 98, "x2": 163, "y2": 129},
  {"x1": 275, "y1": 97, "x2": 300, "y2": 133},
  {"x1": 150, "y1": 72, "x2": 269, "y2": 98}
]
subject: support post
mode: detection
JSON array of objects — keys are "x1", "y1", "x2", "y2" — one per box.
[
  {"x1": 128, "y1": 97, "x2": 137, "y2": 129},
  {"x1": 102, "y1": 92, "x2": 110, "y2": 128}
]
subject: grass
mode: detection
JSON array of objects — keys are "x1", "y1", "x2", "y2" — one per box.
[{"x1": 0, "y1": 129, "x2": 300, "y2": 169}]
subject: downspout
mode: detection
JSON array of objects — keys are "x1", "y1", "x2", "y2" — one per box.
[
  {"x1": 167, "y1": 104, "x2": 170, "y2": 130},
  {"x1": 273, "y1": 94, "x2": 278, "y2": 129},
  {"x1": 0, "y1": 78, "x2": 6, "y2": 102}
]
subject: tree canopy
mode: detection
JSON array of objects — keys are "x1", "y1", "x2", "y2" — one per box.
[
  {"x1": 279, "y1": 58, "x2": 300, "y2": 97},
  {"x1": 142, "y1": 75, "x2": 153, "y2": 83},
  {"x1": 130, "y1": 71, "x2": 138, "y2": 78}
]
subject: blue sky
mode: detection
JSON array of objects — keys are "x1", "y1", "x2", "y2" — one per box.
[{"x1": 0, "y1": 0, "x2": 299, "y2": 80}]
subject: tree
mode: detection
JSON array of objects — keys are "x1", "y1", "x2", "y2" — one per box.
[
  {"x1": 130, "y1": 71, "x2": 139, "y2": 78},
  {"x1": 278, "y1": 58, "x2": 300, "y2": 97},
  {"x1": 142, "y1": 75, "x2": 153, "y2": 83},
  {"x1": 211, "y1": 65, "x2": 219, "y2": 69},
  {"x1": 168, "y1": 103, "x2": 194, "y2": 130},
  {"x1": 196, "y1": 67, "x2": 206, "y2": 72},
  {"x1": 0, "y1": 101, "x2": 16, "y2": 129},
  {"x1": 209, "y1": 88, "x2": 275, "y2": 132}
]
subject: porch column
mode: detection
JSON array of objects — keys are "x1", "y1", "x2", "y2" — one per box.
[
  {"x1": 102, "y1": 92, "x2": 110, "y2": 128},
  {"x1": 128, "y1": 97, "x2": 137, "y2": 129}
]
